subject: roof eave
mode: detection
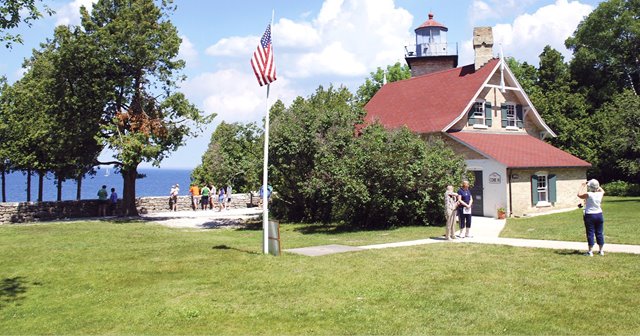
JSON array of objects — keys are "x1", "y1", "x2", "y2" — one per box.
[{"x1": 441, "y1": 60, "x2": 501, "y2": 132}]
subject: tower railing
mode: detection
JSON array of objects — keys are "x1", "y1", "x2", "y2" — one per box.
[{"x1": 405, "y1": 42, "x2": 458, "y2": 58}]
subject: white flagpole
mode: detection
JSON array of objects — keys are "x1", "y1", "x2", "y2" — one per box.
[
  {"x1": 262, "y1": 84, "x2": 270, "y2": 254},
  {"x1": 500, "y1": 43, "x2": 506, "y2": 93},
  {"x1": 262, "y1": 10, "x2": 275, "y2": 255}
]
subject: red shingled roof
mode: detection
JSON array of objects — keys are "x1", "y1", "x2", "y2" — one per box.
[
  {"x1": 416, "y1": 13, "x2": 447, "y2": 30},
  {"x1": 448, "y1": 132, "x2": 591, "y2": 168},
  {"x1": 364, "y1": 58, "x2": 499, "y2": 133}
]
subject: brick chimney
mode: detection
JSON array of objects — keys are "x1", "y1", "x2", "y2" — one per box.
[{"x1": 473, "y1": 27, "x2": 494, "y2": 71}]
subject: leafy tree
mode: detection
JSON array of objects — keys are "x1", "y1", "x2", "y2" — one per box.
[
  {"x1": 533, "y1": 46, "x2": 595, "y2": 164},
  {"x1": 269, "y1": 85, "x2": 363, "y2": 222},
  {"x1": 269, "y1": 85, "x2": 467, "y2": 229},
  {"x1": 566, "y1": 0, "x2": 640, "y2": 106},
  {"x1": 77, "y1": 0, "x2": 213, "y2": 215},
  {"x1": 506, "y1": 57, "x2": 540, "y2": 98},
  {"x1": 192, "y1": 121, "x2": 262, "y2": 192},
  {"x1": 356, "y1": 62, "x2": 410, "y2": 106},
  {"x1": 595, "y1": 90, "x2": 640, "y2": 183},
  {"x1": 0, "y1": 0, "x2": 53, "y2": 47}
]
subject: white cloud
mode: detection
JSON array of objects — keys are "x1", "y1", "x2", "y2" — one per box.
[
  {"x1": 181, "y1": 69, "x2": 298, "y2": 124},
  {"x1": 178, "y1": 35, "x2": 198, "y2": 66},
  {"x1": 204, "y1": 0, "x2": 412, "y2": 79},
  {"x1": 291, "y1": 42, "x2": 367, "y2": 78},
  {"x1": 205, "y1": 36, "x2": 257, "y2": 57},
  {"x1": 55, "y1": 0, "x2": 95, "y2": 26},
  {"x1": 460, "y1": 0, "x2": 593, "y2": 66},
  {"x1": 273, "y1": 18, "x2": 320, "y2": 48},
  {"x1": 493, "y1": 0, "x2": 593, "y2": 65},
  {"x1": 468, "y1": 0, "x2": 538, "y2": 24}
]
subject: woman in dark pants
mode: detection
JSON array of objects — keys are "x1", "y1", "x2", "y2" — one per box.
[
  {"x1": 577, "y1": 179, "x2": 605, "y2": 256},
  {"x1": 457, "y1": 180, "x2": 473, "y2": 238}
]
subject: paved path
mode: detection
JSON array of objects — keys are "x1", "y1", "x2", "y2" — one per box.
[
  {"x1": 286, "y1": 216, "x2": 640, "y2": 256},
  {"x1": 139, "y1": 210, "x2": 640, "y2": 256},
  {"x1": 141, "y1": 208, "x2": 262, "y2": 229}
]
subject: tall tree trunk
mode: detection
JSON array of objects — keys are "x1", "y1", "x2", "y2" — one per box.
[
  {"x1": 26, "y1": 169, "x2": 31, "y2": 202},
  {"x1": 76, "y1": 174, "x2": 82, "y2": 200},
  {"x1": 38, "y1": 171, "x2": 44, "y2": 202},
  {"x1": 1, "y1": 168, "x2": 6, "y2": 202},
  {"x1": 121, "y1": 166, "x2": 139, "y2": 216},
  {"x1": 56, "y1": 174, "x2": 62, "y2": 202}
]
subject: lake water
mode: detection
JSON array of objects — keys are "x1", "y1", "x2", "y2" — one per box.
[{"x1": 2, "y1": 167, "x2": 192, "y2": 202}]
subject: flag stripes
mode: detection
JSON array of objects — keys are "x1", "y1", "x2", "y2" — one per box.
[{"x1": 251, "y1": 24, "x2": 277, "y2": 86}]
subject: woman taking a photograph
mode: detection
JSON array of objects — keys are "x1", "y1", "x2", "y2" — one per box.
[{"x1": 577, "y1": 179, "x2": 605, "y2": 257}]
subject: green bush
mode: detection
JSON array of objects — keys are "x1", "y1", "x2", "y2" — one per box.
[
  {"x1": 602, "y1": 181, "x2": 640, "y2": 196},
  {"x1": 269, "y1": 85, "x2": 467, "y2": 229}
]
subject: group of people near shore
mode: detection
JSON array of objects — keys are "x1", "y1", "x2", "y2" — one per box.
[
  {"x1": 444, "y1": 178, "x2": 607, "y2": 256},
  {"x1": 178, "y1": 183, "x2": 233, "y2": 212},
  {"x1": 97, "y1": 185, "x2": 118, "y2": 216}
]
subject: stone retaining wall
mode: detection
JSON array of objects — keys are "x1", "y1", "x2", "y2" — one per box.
[{"x1": 0, "y1": 193, "x2": 257, "y2": 224}]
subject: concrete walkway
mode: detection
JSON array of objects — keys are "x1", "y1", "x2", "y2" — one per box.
[
  {"x1": 139, "y1": 210, "x2": 640, "y2": 256},
  {"x1": 286, "y1": 216, "x2": 640, "y2": 256}
]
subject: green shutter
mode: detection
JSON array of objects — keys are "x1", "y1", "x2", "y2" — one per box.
[
  {"x1": 468, "y1": 108, "x2": 475, "y2": 126},
  {"x1": 549, "y1": 174, "x2": 557, "y2": 203},
  {"x1": 501, "y1": 104, "x2": 508, "y2": 128},
  {"x1": 485, "y1": 102, "x2": 492, "y2": 127},
  {"x1": 516, "y1": 105, "x2": 524, "y2": 128},
  {"x1": 531, "y1": 175, "x2": 539, "y2": 205}
]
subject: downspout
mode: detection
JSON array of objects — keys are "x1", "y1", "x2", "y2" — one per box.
[{"x1": 507, "y1": 168, "x2": 513, "y2": 217}]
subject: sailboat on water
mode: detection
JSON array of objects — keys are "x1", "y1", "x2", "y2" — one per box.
[{"x1": 104, "y1": 167, "x2": 110, "y2": 177}]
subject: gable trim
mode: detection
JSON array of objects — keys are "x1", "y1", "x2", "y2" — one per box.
[
  {"x1": 441, "y1": 60, "x2": 501, "y2": 132},
  {"x1": 441, "y1": 58, "x2": 557, "y2": 137},
  {"x1": 500, "y1": 60, "x2": 556, "y2": 137}
]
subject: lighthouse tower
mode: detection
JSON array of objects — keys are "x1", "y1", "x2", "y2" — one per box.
[{"x1": 405, "y1": 13, "x2": 458, "y2": 77}]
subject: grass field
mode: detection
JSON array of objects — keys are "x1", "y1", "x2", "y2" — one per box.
[
  {"x1": 1, "y1": 219, "x2": 640, "y2": 335},
  {"x1": 501, "y1": 196, "x2": 640, "y2": 245}
]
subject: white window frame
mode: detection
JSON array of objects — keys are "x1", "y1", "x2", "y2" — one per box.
[
  {"x1": 535, "y1": 172, "x2": 551, "y2": 207},
  {"x1": 472, "y1": 100, "x2": 487, "y2": 129},
  {"x1": 505, "y1": 102, "x2": 518, "y2": 130}
]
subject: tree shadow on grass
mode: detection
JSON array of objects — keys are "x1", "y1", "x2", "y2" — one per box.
[
  {"x1": 293, "y1": 223, "x2": 393, "y2": 235},
  {"x1": 0, "y1": 276, "x2": 40, "y2": 310},
  {"x1": 554, "y1": 250, "x2": 585, "y2": 256},
  {"x1": 211, "y1": 244, "x2": 261, "y2": 255}
]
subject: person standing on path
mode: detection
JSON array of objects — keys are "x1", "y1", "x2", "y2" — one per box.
[
  {"x1": 217, "y1": 187, "x2": 226, "y2": 212},
  {"x1": 226, "y1": 185, "x2": 232, "y2": 210},
  {"x1": 457, "y1": 180, "x2": 473, "y2": 238},
  {"x1": 200, "y1": 184, "x2": 210, "y2": 210},
  {"x1": 97, "y1": 185, "x2": 108, "y2": 217},
  {"x1": 170, "y1": 184, "x2": 179, "y2": 211},
  {"x1": 444, "y1": 185, "x2": 459, "y2": 240},
  {"x1": 578, "y1": 179, "x2": 606, "y2": 256},
  {"x1": 109, "y1": 188, "x2": 118, "y2": 216},
  {"x1": 189, "y1": 183, "x2": 200, "y2": 211}
]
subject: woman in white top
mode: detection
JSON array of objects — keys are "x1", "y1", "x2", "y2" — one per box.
[{"x1": 577, "y1": 179, "x2": 605, "y2": 256}]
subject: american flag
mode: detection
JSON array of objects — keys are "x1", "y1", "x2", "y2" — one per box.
[{"x1": 251, "y1": 24, "x2": 277, "y2": 86}]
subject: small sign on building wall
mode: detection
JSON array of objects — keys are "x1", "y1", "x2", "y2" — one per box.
[{"x1": 489, "y1": 172, "x2": 501, "y2": 184}]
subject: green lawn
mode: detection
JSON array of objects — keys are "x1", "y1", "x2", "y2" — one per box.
[
  {"x1": 1, "y1": 220, "x2": 639, "y2": 335},
  {"x1": 501, "y1": 196, "x2": 640, "y2": 245}
]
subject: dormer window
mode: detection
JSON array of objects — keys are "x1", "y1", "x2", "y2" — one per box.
[
  {"x1": 506, "y1": 104, "x2": 516, "y2": 127},
  {"x1": 501, "y1": 103, "x2": 524, "y2": 129},
  {"x1": 467, "y1": 100, "x2": 492, "y2": 128}
]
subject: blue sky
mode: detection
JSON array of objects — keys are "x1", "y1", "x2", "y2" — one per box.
[{"x1": 1, "y1": 0, "x2": 603, "y2": 169}]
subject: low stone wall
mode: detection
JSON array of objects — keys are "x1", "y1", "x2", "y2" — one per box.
[{"x1": 0, "y1": 193, "x2": 257, "y2": 224}]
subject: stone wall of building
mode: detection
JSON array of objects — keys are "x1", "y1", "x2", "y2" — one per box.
[
  {"x1": 509, "y1": 168, "x2": 586, "y2": 217},
  {"x1": 0, "y1": 193, "x2": 257, "y2": 224}
]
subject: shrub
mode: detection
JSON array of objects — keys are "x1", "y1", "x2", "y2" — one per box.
[
  {"x1": 269, "y1": 85, "x2": 467, "y2": 229},
  {"x1": 602, "y1": 181, "x2": 640, "y2": 196}
]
